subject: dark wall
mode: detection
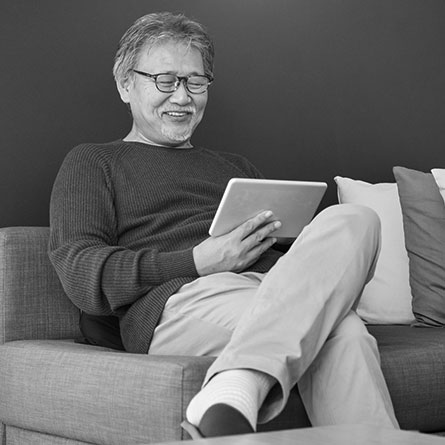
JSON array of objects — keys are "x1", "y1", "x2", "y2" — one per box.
[{"x1": 1, "y1": 0, "x2": 444, "y2": 227}]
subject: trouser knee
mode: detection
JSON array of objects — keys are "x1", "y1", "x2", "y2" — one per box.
[
  {"x1": 317, "y1": 203, "x2": 381, "y2": 250},
  {"x1": 326, "y1": 203, "x2": 380, "y2": 235},
  {"x1": 331, "y1": 312, "x2": 377, "y2": 350}
]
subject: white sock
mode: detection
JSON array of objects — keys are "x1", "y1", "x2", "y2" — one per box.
[{"x1": 186, "y1": 369, "x2": 275, "y2": 431}]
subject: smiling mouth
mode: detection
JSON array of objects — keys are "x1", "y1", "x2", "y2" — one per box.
[{"x1": 163, "y1": 110, "x2": 193, "y2": 118}]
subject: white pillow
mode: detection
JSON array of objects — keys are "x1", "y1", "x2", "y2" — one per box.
[
  {"x1": 431, "y1": 169, "x2": 445, "y2": 205},
  {"x1": 334, "y1": 176, "x2": 414, "y2": 324}
]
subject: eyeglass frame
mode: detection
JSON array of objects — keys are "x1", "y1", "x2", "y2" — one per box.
[{"x1": 132, "y1": 69, "x2": 213, "y2": 94}]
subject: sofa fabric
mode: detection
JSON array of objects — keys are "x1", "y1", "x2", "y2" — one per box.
[
  {"x1": 0, "y1": 340, "x2": 210, "y2": 444},
  {"x1": 368, "y1": 325, "x2": 445, "y2": 432},
  {"x1": 6, "y1": 427, "x2": 89, "y2": 445},
  {"x1": 0, "y1": 340, "x2": 308, "y2": 444},
  {"x1": 2, "y1": 329, "x2": 445, "y2": 443},
  {"x1": 1, "y1": 227, "x2": 445, "y2": 444},
  {"x1": 0, "y1": 227, "x2": 79, "y2": 343}
]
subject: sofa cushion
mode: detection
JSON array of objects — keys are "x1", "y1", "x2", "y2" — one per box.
[
  {"x1": 393, "y1": 167, "x2": 445, "y2": 327},
  {"x1": 368, "y1": 325, "x2": 445, "y2": 432},
  {"x1": 0, "y1": 227, "x2": 80, "y2": 343},
  {"x1": 78, "y1": 312, "x2": 124, "y2": 351}
]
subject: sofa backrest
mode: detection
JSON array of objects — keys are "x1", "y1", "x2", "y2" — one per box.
[{"x1": 0, "y1": 227, "x2": 80, "y2": 343}]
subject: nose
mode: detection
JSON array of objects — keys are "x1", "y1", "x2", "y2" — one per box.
[{"x1": 169, "y1": 80, "x2": 191, "y2": 105}]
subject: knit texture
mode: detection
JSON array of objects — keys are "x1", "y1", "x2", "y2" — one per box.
[
  {"x1": 49, "y1": 140, "x2": 282, "y2": 353},
  {"x1": 186, "y1": 369, "x2": 276, "y2": 430}
]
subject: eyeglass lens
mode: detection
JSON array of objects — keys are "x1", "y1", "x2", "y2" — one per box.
[{"x1": 156, "y1": 74, "x2": 210, "y2": 93}]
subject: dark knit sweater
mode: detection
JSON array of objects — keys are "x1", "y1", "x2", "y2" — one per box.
[{"x1": 49, "y1": 140, "x2": 283, "y2": 353}]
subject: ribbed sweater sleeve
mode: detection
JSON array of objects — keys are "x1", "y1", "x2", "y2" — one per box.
[{"x1": 49, "y1": 144, "x2": 198, "y2": 315}]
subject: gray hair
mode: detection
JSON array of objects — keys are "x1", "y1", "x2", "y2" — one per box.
[{"x1": 113, "y1": 12, "x2": 215, "y2": 85}]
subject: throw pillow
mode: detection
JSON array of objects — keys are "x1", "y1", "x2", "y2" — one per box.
[
  {"x1": 431, "y1": 169, "x2": 445, "y2": 205},
  {"x1": 393, "y1": 166, "x2": 445, "y2": 327},
  {"x1": 78, "y1": 312, "x2": 125, "y2": 350},
  {"x1": 335, "y1": 176, "x2": 414, "y2": 324}
]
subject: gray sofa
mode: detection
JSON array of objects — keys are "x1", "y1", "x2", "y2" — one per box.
[{"x1": 1, "y1": 227, "x2": 445, "y2": 444}]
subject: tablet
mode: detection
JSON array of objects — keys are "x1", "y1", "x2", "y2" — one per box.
[{"x1": 209, "y1": 178, "x2": 327, "y2": 238}]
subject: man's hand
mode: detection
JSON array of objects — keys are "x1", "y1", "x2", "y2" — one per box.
[{"x1": 193, "y1": 211, "x2": 281, "y2": 276}]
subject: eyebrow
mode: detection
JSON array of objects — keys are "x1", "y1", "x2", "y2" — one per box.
[{"x1": 157, "y1": 70, "x2": 206, "y2": 76}]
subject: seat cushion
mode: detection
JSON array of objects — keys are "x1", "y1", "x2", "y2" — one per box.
[{"x1": 368, "y1": 325, "x2": 445, "y2": 432}]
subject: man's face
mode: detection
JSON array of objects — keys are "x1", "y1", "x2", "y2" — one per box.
[{"x1": 118, "y1": 41, "x2": 208, "y2": 148}]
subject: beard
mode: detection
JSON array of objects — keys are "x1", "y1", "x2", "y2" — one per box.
[
  {"x1": 160, "y1": 116, "x2": 202, "y2": 145},
  {"x1": 161, "y1": 125, "x2": 193, "y2": 143}
]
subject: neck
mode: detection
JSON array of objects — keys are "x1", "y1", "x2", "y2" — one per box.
[{"x1": 123, "y1": 127, "x2": 193, "y2": 149}]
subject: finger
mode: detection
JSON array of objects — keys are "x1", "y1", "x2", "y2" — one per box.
[
  {"x1": 237, "y1": 211, "x2": 275, "y2": 239},
  {"x1": 246, "y1": 236, "x2": 278, "y2": 260},
  {"x1": 235, "y1": 236, "x2": 277, "y2": 271},
  {"x1": 247, "y1": 220, "x2": 282, "y2": 247}
]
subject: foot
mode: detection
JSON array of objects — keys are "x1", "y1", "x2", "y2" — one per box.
[
  {"x1": 186, "y1": 369, "x2": 275, "y2": 434},
  {"x1": 198, "y1": 403, "x2": 255, "y2": 437}
]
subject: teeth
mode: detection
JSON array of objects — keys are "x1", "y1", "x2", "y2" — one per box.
[{"x1": 166, "y1": 111, "x2": 187, "y2": 116}]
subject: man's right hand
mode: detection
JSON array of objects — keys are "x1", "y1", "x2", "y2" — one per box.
[{"x1": 193, "y1": 211, "x2": 281, "y2": 276}]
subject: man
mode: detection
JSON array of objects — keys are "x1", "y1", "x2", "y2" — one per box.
[{"x1": 49, "y1": 11, "x2": 399, "y2": 438}]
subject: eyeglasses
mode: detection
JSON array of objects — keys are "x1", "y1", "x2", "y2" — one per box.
[{"x1": 132, "y1": 70, "x2": 213, "y2": 94}]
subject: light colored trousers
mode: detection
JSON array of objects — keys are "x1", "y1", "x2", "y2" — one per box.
[{"x1": 149, "y1": 204, "x2": 399, "y2": 428}]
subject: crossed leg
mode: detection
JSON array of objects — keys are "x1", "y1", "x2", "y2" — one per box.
[
  {"x1": 298, "y1": 311, "x2": 398, "y2": 427},
  {"x1": 149, "y1": 204, "x2": 399, "y2": 436}
]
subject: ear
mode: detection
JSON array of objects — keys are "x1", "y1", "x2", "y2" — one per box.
[{"x1": 116, "y1": 77, "x2": 132, "y2": 104}]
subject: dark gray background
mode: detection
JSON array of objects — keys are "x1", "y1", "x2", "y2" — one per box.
[{"x1": 1, "y1": 0, "x2": 444, "y2": 227}]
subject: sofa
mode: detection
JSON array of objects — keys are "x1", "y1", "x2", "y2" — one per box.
[{"x1": 1, "y1": 225, "x2": 445, "y2": 443}]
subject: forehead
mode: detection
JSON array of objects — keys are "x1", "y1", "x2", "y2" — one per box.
[{"x1": 137, "y1": 41, "x2": 205, "y2": 73}]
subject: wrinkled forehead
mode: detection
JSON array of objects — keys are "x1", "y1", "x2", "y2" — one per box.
[
  {"x1": 137, "y1": 39, "x2": 205, "y2": 71},
  {"x1": 138, "y1": 37, "x2": 200, "y2": 61}
]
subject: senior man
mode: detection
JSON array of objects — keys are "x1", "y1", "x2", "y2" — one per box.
[{"x1": 49, "y1": 11, "x2": 399, "y2": 438}]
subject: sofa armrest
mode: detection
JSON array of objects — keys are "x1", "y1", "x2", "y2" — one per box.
[
  {"x1": 0, "y1": 227, "x2": 80, "y2": 343},
  {"x1": 0, "y1": 340, "x2": 214, "y2": 444}
]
